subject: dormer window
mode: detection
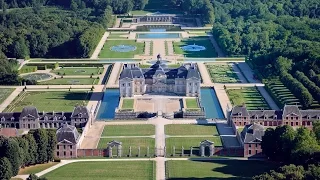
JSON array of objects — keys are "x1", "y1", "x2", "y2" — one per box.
[
  {"x1": 317, "y1": 116, "x2": 320, "y2": 120},
  {"x1": 11, "y1": 117, "x2": 14, "y2": 121},
  {"x1": 255, "y1": 115, "x2": 258, "y2": 119},
  {"x1": 307, "y1": 116, "x2": 310, "y2": 120},
  {"x1": 79, "y1": 113, "x2": 82, "y2": 118},
  {"x1": 274, "y1": 115, "x2": 277, "y2": 119},
  {"x1": 264, "y1": 116, "x2": 267, "y2": 119},
  {"x1": 44, "y1": 116, "x2": 48, "y2": 120},
  {"x1": 53, "y1": 116, "x2": 57, "y2": 121},
  {"x1": 1, "y1": 117, "x2": 5, "y2": 122},
  {"x1": 63, "y1": 116, "x2": 66, "y2": 120}
]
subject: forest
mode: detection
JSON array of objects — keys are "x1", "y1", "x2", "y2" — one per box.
[
  {"x1": 210, "y1": 0, "x2": 320, "y2": 108},
  {"x1": 0, "y1": 0, "x2": 148, "y2": 60},
  {"x1": 0, "y1": 129, "x2": 56, "y2": 180}
]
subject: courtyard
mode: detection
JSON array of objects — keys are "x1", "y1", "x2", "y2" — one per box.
[
  {"x1": 98, "y1": 40, "x2": 145, "y2": 58},
  {"x1": 43, "y1": 161, "x2": 155, "y2": 180},
  {"x1": 101, "y1": 125, "x2": 155, "y2": 136},
  {"x1": 4, "y1": 91, "x2": 92, "y2": 112}
]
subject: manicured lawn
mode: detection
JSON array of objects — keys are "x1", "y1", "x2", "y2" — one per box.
[
  {"x1": 51, "y1": 67, "x2": 103, "y2": 75},
  {"x1": 102, "y1": 125, "x2": 155, "y2": 136},
  {"x1": 185, "y1": 98, "x2": 199, "y2": 109},
  {"x1": 0, "y1": 88, "x2": 14, "y2": 104},
  {"x1": 165, "y1": 124, "x2": 219, "y2": 136},
  {"x1": 227, "y1": 87, "x2": 270, "y2": 110},
  {"x1": 43, "y1": 161, "x2": 155, "y2": 180},
  {"x1": 98, "y1": 138, "x2": 155, "y2": 156},
  {"x1": 166, "y1": 137, "x2": 222, "y2": 156},
  {"x1": 5, "y1": 91, "x2": 91, "y2": 112},
  {"x1": 108, "y1": 33, "x2": 129, "y2": 39},
  {"x1": 122, "y1": 99, "x2": 134, "y2": 109},
  {"x1": 166, "y1": 160, "x2": 278, "y2": 179},
  {"x1": 173, "y1": 37, "x2": 217, "y2": 58},
  {"x1": 99, "y1": 40, "x2": 144, "y2": 58},
  {"x1": 206, "y1": 64, "x2": 241, "y2": 83},
  {"x1": 130, "y1": 10, "x2": 152, "y2": 15},
  {"x1": 19, "y1": 162, "x2": 59, "y2": 175},
  {"x1": 39, "y1": 78, "x2": 98, "y2": 85}
]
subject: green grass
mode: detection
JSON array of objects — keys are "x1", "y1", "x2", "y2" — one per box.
[
  {"x1": 43, "y1": 161, "x2": 155, "y2": 180},
  {"x1": 166, "y1": 160, "x2": 278, "y2": 179},
  {"x1": 185, "y1": 98, "x2": 199, "y2": 109},
  {"x1": 227, "y1": 87, "x2": 270, "y2": 110},
  {"x1": 98, "y1": 138, "x2": 155, "y2": 156},
  {"x1": 101, "y1": 125, "x2": 155, "y2": 136},
  {"x1": 108, "y1": 33, "x2": 128, "y2": 39},
  {"x1": 0, "y1": 88, "x2": 14, "y2": 104},
  {"x1": 51, "y1": 67, "x2": 103, "y2": 75},
  {"x1": 166, "y1": 137, "x2": 222, "y2": 156},
  {"x1": 99, "y1": 40, "x2": 144, "y2": 58},
  {"x1": 165, "y1": 124, "x2": 219, "y2": 136},
  {"x1": 130, "y1": 10, "x2": 153, "y2": 15},
  {"x1": 38, "y1": 78, "x2": 98, "y2": 85},
  {"x1": 206, "y1": 64, "x2": 241, "y2": 83},
  {"x1": 122, "y1": 99, "x2": 134, "y2": 109},
  {"x1": 19, "y1": 162, "x2": 59, "y2": 175},
  {"x1": 5, "y1": 91, "x2": 91, "y2": 112},
  {"x1": 173, "y1": 37, "x2": 217, "y2": 58}
]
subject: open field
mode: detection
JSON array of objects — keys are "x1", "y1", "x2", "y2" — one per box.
[
  {"x1": 38, "y1": 78, "x2": 98, "y2": 85},
  {"x1": 99, "y1": 40, "x2": 144, "y2": 58},
  {"x1": 5, "y1": 91, "x2": 91, "y2": 112},
  {"x1": 165, "y1": 124, "x2": 219, "y2": 136},
  {"x1": 43, "y1": 161, "x2": 155, "y2": 180},
  {"x1": 102, "y1": 125, "x2": 155, "y2": 136},
  {"x1": 227, "y1": 87, "x2": 270, "y2": 110},
  {"x1": 0, "y1": 88, "x2": 14, "y2": 104},
  {"x1": 18, "y1": 162, "x2": 58, "y2": 175},
  {"x1": 173, "y1": 37, "x2": 217, "y2": 58},
  {"x1": 185, "y1": 98, "x2": 199, "y2": 109},
  {"x1": 206, "y1": 64, "x2": 241, "y2": 83},
  {"x1": 122, "y1": 99, "x2": 134, "y2": 109},
  {"x1": 98, "y1": 138, "x2": 155, "y2": 156},
  {"x1": 166, "y1": 160, "x2": 278, "y2": 179},
  {"x1": 51, "y1": 67, "x2": 103, "y2": 76}
]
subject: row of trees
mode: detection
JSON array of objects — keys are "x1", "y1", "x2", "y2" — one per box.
[
  {"x1": 295, "y1": 71, "x2": 320, "y2": 104},
  {"x1": 0, "y1": 129, "x2": 57, "y2": 180},
  {"x1": 308, "y1": 70, "x2": 320, "y2": 87},
  {"x1": 168, "y1": 0, "x2": 215, "y2": 24},
  {"x1": 210, "y1": 0, "x2": 320, "y2": 105},
  {"x1": 261, "y1": 123, "x2": 320, "y2": 165},
  {"x1": 253, "y1": 164, "x2": 320, "y2": 180}
]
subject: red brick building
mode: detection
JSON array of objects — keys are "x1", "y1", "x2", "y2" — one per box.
[
  {"x1": 240, "y1": 123, "x2": 264, "y2": 158},
  {"x1": 55, "y1": 124, "x2": 80, "y2": 158},
  {"x1": 229, "y1": 105, "x2": 320, "y2": 128}
]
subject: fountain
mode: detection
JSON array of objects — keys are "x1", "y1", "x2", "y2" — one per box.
[
  {"x1": 181, "y1": 43, "x2": 206, "y2": 52},
  {"x1": 110, "y1": 45, "x2": 137, "y2": 52}
]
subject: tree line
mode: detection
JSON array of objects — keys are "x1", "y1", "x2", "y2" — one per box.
[
  {"x1": 0, "y1": 129, "x2": 57, "y2": 180},
  {"x1": 253, "y1": 122, "x2": 320, "y2": 179},
  {"x1": 210, "y1": 0, "x2": 320, "y2": 108}
]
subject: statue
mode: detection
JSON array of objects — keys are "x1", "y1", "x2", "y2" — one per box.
[{"x1": 157, "y1": 54, "x2": 161, "y2": 61}]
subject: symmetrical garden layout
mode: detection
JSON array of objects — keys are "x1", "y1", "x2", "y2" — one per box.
[{"x1": 2, "y1": 11, "x2": 314, "y2": 180}]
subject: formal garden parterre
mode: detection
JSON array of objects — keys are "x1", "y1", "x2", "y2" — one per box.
[
  {"x1": 226, "y1": 87, "x2": 270, "y2": 110},
  {"x1": 173, "y1": 37, "x2": 217, "y2": 58},
  {"x1": 98, "y1": 40, "x2": 145, "y2": 58},
  {"x1": 206, "y1": 63, "x2": 241, "y2": 83},
  {"x1": 4, "y1": 91, "x2": 92, "y2": 112}
]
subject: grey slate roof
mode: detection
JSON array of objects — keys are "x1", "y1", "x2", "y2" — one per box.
[
  {"x1": 71, "y1": 106, "x2": 89, "y2": 119},
  {"x1": 283, "y1": 105, "x2": 301, "y2": 117},
  {"x1": 248, "y1": 110, "x2": 282, "y2": 120},
  {"x1": 20, "y1": 106, "x2": 39, "y2": 119},
  {"x1": 120, "y1": 62, "x2": 200, "y2": 80},
  {"x1": 56, "y1": 124, "x2": 80, "y2": 144},
  {"x1": 300, "y1": 110, "x2": 320, "y2": 119},
  {"x1": 241, "y1": 123, "x2": 264, "y2": 144},
  {"x1": 231, "y1": 105, "x2": 249, "y2": 116},
  {"x1": 0, "y1": 112, "x2": 21, "y2": 122}
]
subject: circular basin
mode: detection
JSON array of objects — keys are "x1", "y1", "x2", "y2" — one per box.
[{"x1": 110, "y1": 45, "x2": 137, "y2": 52}]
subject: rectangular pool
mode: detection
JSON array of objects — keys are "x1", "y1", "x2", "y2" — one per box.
[
  {"x1": 96, "y1": 89, "x2": 120, "y2": 120},
  {"x1": 200, "y1": 88, "x2": 225, "y2": 119},
  {"x1": 137, "y1": 33, "x2": 180, "y2": 39}
]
